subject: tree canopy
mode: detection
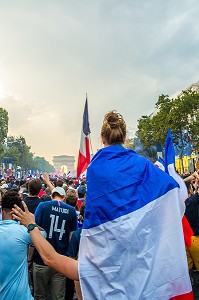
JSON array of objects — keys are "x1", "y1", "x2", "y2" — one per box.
[
  {"x1": 135, "y1": 90, "x2": 199, "y2": 163},
  {"x1": 0, "y1": 107, "x2": 55, "y2": 174},
  {"x1": 4, "y1": 135, "x2": 55, "y2": 173}
]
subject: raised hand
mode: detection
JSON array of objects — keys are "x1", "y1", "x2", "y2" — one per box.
[{"x1": 12, "y1": 201, "x2": 35, "y2": 227}]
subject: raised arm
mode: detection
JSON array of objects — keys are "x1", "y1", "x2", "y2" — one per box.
[
  {"x1": 12, "y1": 201, "x2": 78, "y2": 280},
  {"x1": 43, "y1": 172, "x2": 55, "y2": 192}
]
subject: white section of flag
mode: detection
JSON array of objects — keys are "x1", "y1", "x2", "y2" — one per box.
[
  {"x1": 79, "y1": 187, "x2": 191, "y2": 300},
  {"x1": 79, "y1": 129, "x2": 86, "y2": 157},
  {"x1": 154, "y1": 160, "x2": 165, "y2": 171}
]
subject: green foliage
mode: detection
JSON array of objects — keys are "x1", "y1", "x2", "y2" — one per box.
[
  {"x1": 6, "y1": 136, "x2": 34, "y2": 170},
  {"x1": 4, "y1": 135, "x2": 54, "y2": 173},
  {"x1": 0, "y1": 108, "x2": 8, "y2": 142},
  {"x1": 125, "y1": 130, "x2": 157, "y2": 162},
  {"x1": 0, "y1": 108, "x2": 8, "y2": 156},
  {"x1": 136, "y1": 90, "x2": 199, "y2": 160},
  {"x1": 0, "y1": 106, "x2": 54, "y2": 174},
  {"x1": 33, "y1": 156, "x2": 55, "y2": 173},
  {"x1": 137, "y1": 115, "x2": 155, "y2": 149}
]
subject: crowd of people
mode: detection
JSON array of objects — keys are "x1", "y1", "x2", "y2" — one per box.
[
  {"x1": 0, "y1": 173, "x2": 86, "y2": 300},
  {"x1": 0, "y1": 110, "x2": 198, "y2": 299}
]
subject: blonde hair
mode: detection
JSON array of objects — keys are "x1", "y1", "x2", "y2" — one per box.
[{"x1": 101, "y1": 111, "x2": 126, "y2": 145}]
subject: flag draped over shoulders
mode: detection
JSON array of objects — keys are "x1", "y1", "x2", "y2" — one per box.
[{"x1": 79, "y1": 145, "x2": 193, "y2": 300}]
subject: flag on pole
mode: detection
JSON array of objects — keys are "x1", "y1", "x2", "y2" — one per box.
[
  {"x1": 164, "y1": 129, "x2": 188, "y2": 213},
  {"x1": 154, "y1": 156, "x2": 165, "y2": 171},
  {"x1": 76, "y1": 96, "x2": 91, "y2": 179},
  {"x1": 79, "y1": 145, "x2": 193, "y2": 299},
  {"x1": 164, "y1": 129, "x2": 193, "y2": 249}
]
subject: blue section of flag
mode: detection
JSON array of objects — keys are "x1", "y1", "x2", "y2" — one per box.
[
  {"x1": 164, "y1": 128, "x2": 175, "y2": 174},
  {"x1": 84, "y1": 145, "x2": 179, "y2": 229},
  {"x1": 158, "y1": 156, "x2": 165, "y2": 167},
  {"x1": 83, "y1": 97, "x2": 91, "y2": 136}
]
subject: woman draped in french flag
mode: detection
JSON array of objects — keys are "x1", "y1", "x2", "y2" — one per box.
[{"x1": 78, "y1": 111, "x2": 193, "y2": 300}]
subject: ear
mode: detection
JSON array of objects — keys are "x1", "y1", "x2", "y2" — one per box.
[{"x1": 101, "y1": 135, "x2": 106, "y2": 145}]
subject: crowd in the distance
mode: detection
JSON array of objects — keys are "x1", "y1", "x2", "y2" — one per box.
[{"x1": 0, "y1": 173, "x2": 86, "y2": 300}]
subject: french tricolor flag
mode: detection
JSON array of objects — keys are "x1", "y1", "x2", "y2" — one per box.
[
  {"x1": 164, "y1": 129, "x2": 194, "y2": 250},
  {"x1": 79, "y1": 145, "x2": 193, "y2": 299},
  {"x1": 164, "y1": 129, "x2": 189, "y2": 213},
  {"x1": 77, "y1": 97, "x2": 91, "y2": 179}
]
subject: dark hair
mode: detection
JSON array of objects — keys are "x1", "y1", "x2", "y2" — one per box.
[
  {"x1": 28, "y1": 179, "x2": 42, "y2": 196},
  {"x1": 56, "y1": 180, "x2": 63, "y2": 187},
  {"x1": 2, "y1": 189, "x2": 22, "y2": 210},
  {"x1": 101, "y1": 111, "x2": 126, "y2": 145},
  {"x1": 78, "y1": 186, "x2": 86, "y2": 198},
  {"x1": 80, "y1": 179, "x2": 86, "y2": 186},
  {"x1": 68, "y1": 180, "x2": 74, "y2": 186}
]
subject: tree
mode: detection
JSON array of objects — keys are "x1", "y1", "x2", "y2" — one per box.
[
  {"x1": 136, "y1": 90, "x2": 199, "y2": 171},
  {"x1": 5, "y1": 136, "x2": 55, "y2": 174},
  {"x1": 5, "y1": 136, "x2": 34, "y2": 172},
  {"x1": 33, "y1": 156, "x2": 55, "y2": 173},
  {"x1": 0, "y1": 108, "x2": 8, "y2": 156},
  {"x1": 132, "y1": 136, "x2": 157, "y2": 162},
  {"x1": 125, "y1": 129, "x2": 157, "y2": 161},
  {"x1": 137, "y1": 115, "x2": 155, "y2": 149}
]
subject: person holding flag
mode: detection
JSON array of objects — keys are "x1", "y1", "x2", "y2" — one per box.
[
  {"x1": 160, "y1": 129, "x2": 194, "y2": 251},
  {"x1": 155, "y1": 129, "x2": 195, "y2": 282},
  {"x1": 12, "y1": 111, "x2": 193, "y2": 299},
  {"x1": 78, "y1": 112, "x2": 193, "y2": 299}
]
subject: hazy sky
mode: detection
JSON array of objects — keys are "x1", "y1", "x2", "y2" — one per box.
[{"x1": 0, "y1": 0, "x2": 198, "y2": 164}]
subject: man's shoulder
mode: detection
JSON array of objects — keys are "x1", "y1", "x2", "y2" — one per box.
[
  {"x1": 24, "y1": 196, "x2": 41, "y2": 202},
  {"x1": 0, "y1": 221, "x2": 30, "y2": 240},
  {"x1": 188, "y1": 192, "x2": 199, "y2": 203}
]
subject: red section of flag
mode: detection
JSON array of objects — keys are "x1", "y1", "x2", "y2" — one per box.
[
  {"x1": 170, "y1": 291, "x2": 194, "y2": 300},
  {"x1": 182, "y1": 215, "x2": 193, "y2": 248},
  {"x1": 77, "y1": 98, "x2": 91, "y2": 179},
  {"x1": 77, "y1": 137, "x2": 90, "y2": 179}
]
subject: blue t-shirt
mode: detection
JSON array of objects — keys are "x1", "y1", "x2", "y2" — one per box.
[
  {"x1": 0, "y1": 220, "x2": 33, "y2": 300},
  {"x1": 67, "y1": 228, "x2": 82, "y2": 258},
  {"x1": 33, "y1": 200, "x2": 77, "y2": 265}
]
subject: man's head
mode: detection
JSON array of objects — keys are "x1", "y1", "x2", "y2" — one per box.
[
  {"x1": 65, "y1": 189, "x2": 78, "y2": 207},
  {"x1": 56, "y1": 180, "x2": 63, "y2": 187},
  {"x1": 1, "y1": 189, "x2": 22, "y2": 220},
  {"x1": 68, "y1": 180, "x2": 74, "y2": 187},
  {"x1": 77, "y1": 186, "x2": 86, "y2": 199},
  {"x1": 28, "y1": 179, "x2": 42, "y2": 196},
  {"x1": 51, "y1": 187, "x2": 66, "y2": 201}
]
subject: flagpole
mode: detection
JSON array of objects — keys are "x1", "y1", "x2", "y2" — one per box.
[
  {"x1": 86, "y1": 93, "x2": 94, "y2": 155},
  {"x1": 89, "y1": 134, "x2": 94, "y2": 155}
]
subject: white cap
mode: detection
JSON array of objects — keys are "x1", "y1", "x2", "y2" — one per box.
[
  {"x1": 51, "y1": 187, "x2": 66, "y2": 196},
  {"x1": 1, "y1": 183, "x2": 8, "y2": 189}
]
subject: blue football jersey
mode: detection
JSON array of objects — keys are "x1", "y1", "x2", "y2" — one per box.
[{"x1": 33, "y1": 200, "x2": 77, "y2": 265}]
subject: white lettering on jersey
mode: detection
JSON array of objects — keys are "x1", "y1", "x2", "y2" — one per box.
[
  {"x1": 52, "y1": 206, "x2": 69, "y2": 214},
  {"x1": 49, "y1": 214, "x2": 66, "y2": 240}
]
